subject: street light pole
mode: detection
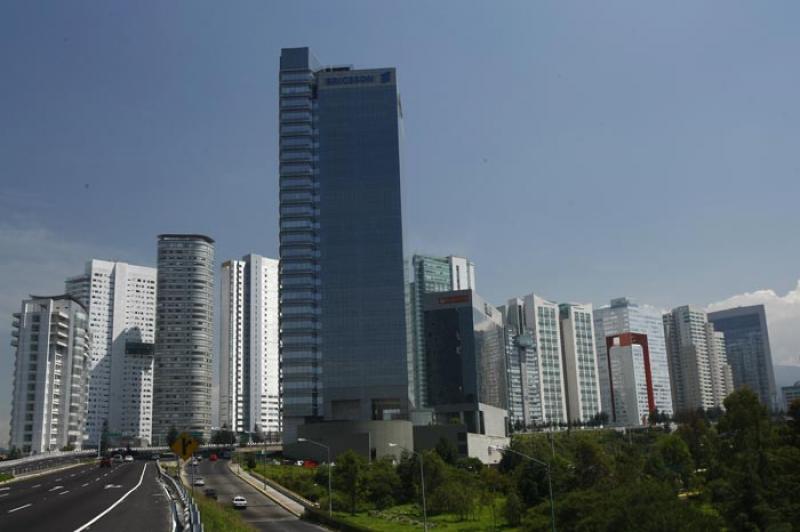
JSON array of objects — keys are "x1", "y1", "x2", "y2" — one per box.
[
  {"x1": 490, "y1": 445, "x2": 555, "y2": 532},
  {"x1": 389, "y1": 443, "x2": 427, "y2": 532},
  {"x1": 298, "y1": 438, "x2": 332, "y2": 518}
]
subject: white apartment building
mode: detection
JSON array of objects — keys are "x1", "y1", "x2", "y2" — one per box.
[
  {"x1": 220, "y1": 255, "x2": 281, "y2": 435},
  {"x1": 504, "y1": 294, "x2": 576, "y2": 427},
  {"x1": 663, "y1": 306, "x2": 734, "y2": 412},
  {"x1": 10, "y1": 295, "x2": 90, "y2": 453},
  {"x1": 594, "y1": 298, "x2": 674, "y2": 423},
  {"x1": 559, "y1": 303, "x2": 602, "y2": 423},
  {"x1": 66, "y1": 260, "x2": 156, "y2": 445}
]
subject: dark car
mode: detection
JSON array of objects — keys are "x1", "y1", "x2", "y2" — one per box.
[
  {"x1": 204, "y1": 488, "x2": 217, "y2": 500},
  {"x1": 99, "y1": 457, "x2": 112, "y2": 468}
]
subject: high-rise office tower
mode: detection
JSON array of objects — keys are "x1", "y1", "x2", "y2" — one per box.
[
  {"x1": 558, "y1": 303, "x2": 601, "y2": 423},
  {"x1": 65, "y1": 260, "x2": 157, "y2": 445},
  {"x1": 279, "y1": 47, "x2": 410, "y2": 441},
  {"x1": 707, "y1": 305, "x2": 777, "y2": 409},
  {"x1": 152, "y1": 234, "x2": 215, "y2": 442},
  {"x1": 409, "y1": 254, "x2": 476, "y2": 407},
  {"x1": 10, "y1": 295, "x2": 90, "y2": 453},
  {"x1": 220, "y1": 254, "x2": 281, "y2": 436},
  {"x1": 663, "y1": 306, "x2": 734, "y2": 412},
  {"x1": 594, "y1": 298, "x2": 673, "y2": 418},
  {"x1": 422, "y1": 290, "x2": 507, "y2": 435}
]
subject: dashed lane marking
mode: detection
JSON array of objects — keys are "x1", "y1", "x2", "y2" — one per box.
[
  {"x1": 59, "y1": 490, "x2": 70, "y2": 495},
  {"x1": 82, "y1": 483, "x2": 89, "y2": 487},
  {"x1": 0, "y1": 487, "x2": 10, "y2": 491},
  {"x1": 8, "y1": 503, "x2": 32, "y2": 513},
  {"x1": 32, "y1": 484, "x2": 41, "y2": 488},
  {"x1": 73, "y1": 464, "x2": 147, "y2": 532},
  {"x1": 48, "y1": 485, "x2": 64, "y2": 492}
]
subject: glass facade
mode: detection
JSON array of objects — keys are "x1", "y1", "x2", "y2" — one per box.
[
  {"x1": 279, "y1": 48, "x2": 411, "y2": 439},
  {"x1": 408, "y1": 255, "x2": 476, "y2": 408},
  {"x1": 422, "y1": 290, "x2": 507, "y2": 410},
  {"x1": 708, "y1": 305, "x2": 777, "y2": 409}
]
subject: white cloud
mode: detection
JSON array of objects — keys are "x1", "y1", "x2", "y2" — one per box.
[
  {"x1": 707, "y1": 281, "x2": 800, "y2": 367},
  {"x1": 0, "y1": 223, "x2": 144, "y2": 447}
]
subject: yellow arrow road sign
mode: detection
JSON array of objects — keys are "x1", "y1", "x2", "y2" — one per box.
[{"x1": 171, "y1": 432, "x2": 199, "y2": 461}]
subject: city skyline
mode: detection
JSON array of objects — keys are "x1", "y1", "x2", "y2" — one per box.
[{"x1": 3, "y1": 2, "x2": 800, "y2": 439}]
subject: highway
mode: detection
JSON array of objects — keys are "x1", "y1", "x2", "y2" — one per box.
[
  {"x1": 0, "y1": 459, "x2": 172, "y2": 532},
  {"x1": 194, "y1": 458, "x2": 325, "y2": 531}
]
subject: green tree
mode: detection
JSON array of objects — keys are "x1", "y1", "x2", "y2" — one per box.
[
  {"x1": 364, "y1": 457, "x2": 401, "y2": 509},
  {"x1": 434, "y1": 437, "x2": 459, "y2": 465},
  {"x1": 166, "y1": 425, "x2": 179, "y2": 448},
  {"x1": 646, "y1": 433, "x2": 694, "y2": 490},
  {"x1": 251, "y1": 424, "x2": 264, "y2": 444},
  {"x1": 504, "y1": 491, "x2": 523, "y2": 526},
  {"x1": 334, "y1": 450, "x2": 366, "y2": 514},
  {"x1": 100, "y1": 419, "x2": 110, "y2": 454},
  {"x1": 429, "y1": 476, "x2": 478, "y2": 520},
  {"x1": 239, "y1": 431, "x2": 250, "y2": 446}
]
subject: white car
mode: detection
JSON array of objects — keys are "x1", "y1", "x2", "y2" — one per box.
[
  {"x1": 232, "y1": 495, "x2": 247, "y2": 509},
  {"x1": 124, "y1": 455, "x2": 134, "y2": 462},
  {"x1": 193, "y1": 477, "x2": 205, "y2": 486}
]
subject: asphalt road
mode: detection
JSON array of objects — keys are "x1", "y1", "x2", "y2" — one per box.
[
  {"x1": 194, "y1": 459, "x2": 325, "y2": 531},
  {"x1": 0, "y1": 459, "x2": 172, "y2": 532}
]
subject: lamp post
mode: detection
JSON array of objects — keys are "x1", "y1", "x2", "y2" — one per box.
[
  {"x1": 389, "y1": 443, "x2": 427, "y2": 532},
  {"x1": 489, "y1": 445, "x2": 556, "y2": 532},
  {"x1": 298, "y1": 438, "x2": 332, "y2": 518}
]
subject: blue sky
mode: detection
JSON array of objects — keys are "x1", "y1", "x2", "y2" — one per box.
[{"x1": 2, "y1": 1, "x2": 800, "y2": 440}]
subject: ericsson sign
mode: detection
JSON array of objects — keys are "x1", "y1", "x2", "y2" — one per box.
[{"x1": 323, "y1": 70, "x2": 393, "y2": 87}]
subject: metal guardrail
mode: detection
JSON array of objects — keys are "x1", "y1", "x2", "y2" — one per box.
[
  {"x1": 0, "y1": 451, "x2": 95, "y2": 477},
  {"x1": 158, "y1": 462, "x2": 202, "y2": 532}
]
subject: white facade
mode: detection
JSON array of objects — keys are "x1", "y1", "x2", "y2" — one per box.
[
  {"x1": 594, "y1": 298, "x2": 674, "y2": 419},
  {"x1": 220, "y1": 255, "x2": 281, "y2": 435},
  {"x1": 448, "y1": 256, "x2": 476, "y2": 291},
  {"x1": 559, "y1": 303, "x2": 602, "y2": 423},
  {"x1": 65, "y1": 260, "x2": 156, "y2": 444},
  {"x1": 663, "y1": 306, "x2": 733, "y2": 412},
  {"x1": 526, "y1": 295, "x2": 568, "y2": 424},
  {"x1": 10, "y1": 296, "x2": 90, "y2": 453}
]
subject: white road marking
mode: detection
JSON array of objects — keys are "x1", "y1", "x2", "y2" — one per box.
[
  {"x1": 73, "y1": 464, "x2": 148, "y2": 532},
  {"x1": 95, "y1": 477, "x2": 100, "y2": 481},
  {"x1": 48, "y1": 485, "x2": 64, "y2": 492},
  {"x1": 0, "y1": 487, "x2": 10, "y2": 491},
  {"x1": 69, "y1": 474, "x2": 75, "y2": 477},
  {"x1": 59, "y1": 490, "x2": 70, "y2": 495},
  {"x1": 56, "y1": 478, "x2": 62, "y2": 481},
  {"x1": 81, "y1": 483, "x2": 89, "y2": 487},
  {"x1": 8, "y1": 503, "x2": 32, "y2": 513},
  {"x1": 32, "y1": 484, "x2": 41, "y2": 488},
  {"x1": 0, "y1": 493, "x2": 8, "y2": 498}
]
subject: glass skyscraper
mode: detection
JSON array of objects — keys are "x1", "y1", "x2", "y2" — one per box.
[
  {"x1": 708, "y1": 305, "x2": 777, "y2": 409},
  {"x1": 279, "y1": 48, "x2": 411, "y2": 441},
  {"x1": 409, "y1": 255, "x2": 476, "y2": 408}
]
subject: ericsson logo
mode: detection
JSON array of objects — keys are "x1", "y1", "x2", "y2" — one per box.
[{"x1": 325, "y1": 71, "x2": 392, "y2": 86}]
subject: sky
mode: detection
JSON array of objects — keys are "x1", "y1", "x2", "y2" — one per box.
[{"x1": 2, "y1": 1, "x2": 800, "y2": 442}]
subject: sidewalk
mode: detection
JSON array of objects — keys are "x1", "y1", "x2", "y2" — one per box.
[{"x1": 226, "y1": 460, "x2": 307, "y2": 517}]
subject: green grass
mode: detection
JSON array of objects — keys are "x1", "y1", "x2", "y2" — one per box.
[
  {"x1": 0, "y1": 472, "x2": 13, "y2": 483},
  {"x1": 195, "y1": 493, "x2": 256, "y2": 532},
  {"x1": 249, "y1": 463, "x2": 323, "y2": 501},
  {"x1": 330, "y1": 501, "x2": 517, "y2": 531}
]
